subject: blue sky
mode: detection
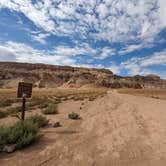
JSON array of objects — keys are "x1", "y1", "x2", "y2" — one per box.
[{"x1": 0, "y1": 0, "x2": 166, "y2": 78}]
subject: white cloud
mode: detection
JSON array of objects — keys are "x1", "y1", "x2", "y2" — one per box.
[
  {"x1": 100, "y1": 47, "x2": 116, "y2": 59},
  {"x1": 0, "y1": 41, "x2": 100, "y2": 66},
  {"x1": 0, "y1": 46, "x2": 16, "y2": 61},
  {"x1": 119, "y1": 42, "x2": 154, "y2": 55},
  {"x1": 140, "y1": 49, "x2": 166, "y2": 67},
  {"x1": 0, "y1": 41, "x2": 76, "y2": 66},
  {"x1": 109, "y1": 49, "x2": 166, "y2": 77},
  {"x1": 52, "y1": 43, "x2": 97, "y2": 57},
  {"x1": 109, "y1": 62, "x2": 122, "y2": 74},
  {"x1": 31, "y1": 33, "x2": 50, "y2": 44},
  {"x1": 0, "y1": 0, "x2": 165, "y2": 44}
]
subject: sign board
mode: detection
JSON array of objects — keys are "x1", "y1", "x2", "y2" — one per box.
[{"x1": 17, "y1": 82, "x2": 33, "y2": 98}]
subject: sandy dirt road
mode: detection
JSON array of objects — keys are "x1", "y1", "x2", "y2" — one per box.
[{"x1": 1, "y1": 91, "x2": 166, "y2": 166}]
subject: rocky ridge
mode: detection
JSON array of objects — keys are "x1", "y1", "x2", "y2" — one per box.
[{"x1": 0, "y1": 62, "x2": 165, "y2": 89}]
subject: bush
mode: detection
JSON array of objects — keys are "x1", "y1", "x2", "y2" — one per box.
[
  {"x1": 26, "y1": 114, "x2": 48, "y2": 128},
  {"x1": 0, "y1": 120, "x2": 39, "y2": 150},
  {"x1": 38, "y1": 103, "x2": 49, "y2": 109},
  {"x1": 89, "y1": 97, "x2": 95, "y2": 101},
  {"x1": 68, "y1": 112, "x2": 80, "y2": 120},
  {"x1": 0, "y1": 111, "x2": 7, "y2": 119},
  {"x1": 42, "y1": 104, "x2": 58, "y2": 115},
  {"x1": 28, "y1": 98, "x2": 50, "y2": 108},
  {"x1": 0, "y1": 99, "x2": 14, "y2": 108},
  {"x1": 0, "y1": 115, "x2": 48, "y2": 151},
  {"x1": 7, "y1": 106, "x2": 22, "y2": 115},
  {"x1": 52, "y1": 98, "x2": 61, "y2": 104}
]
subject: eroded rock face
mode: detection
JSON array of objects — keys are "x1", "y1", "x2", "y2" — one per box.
[{"x1": 0, "y1": 62, "x2": 165, "y2": 89}]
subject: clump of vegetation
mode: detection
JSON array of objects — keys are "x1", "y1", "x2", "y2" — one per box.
[
  {"x1": 38, "y1": 102, "x2": 49, "y2": 109},
  {"x1": 52, "y1": 121, "x2": 61, "y2": 128},
  {"x1": 68, "y1": 112, "x2": 80, "y2": 120},
  {"x1": 7, "y1": 106, "x2": 22, "y2": 115},
  {"x1": 0, "y1": 114, "x2": 48, "y2": 152},
  {"x1": 0, "y1": 99, "x2": 14, "y2": 108},
  {"x1": 26, "y1": 114, "x2": 49, "y2": 128},
  {"x1": 0, "y1": 120, "x2": 39, "y2": 151},
  {"x1": 0, "y1": 110, "x2": 7, "y2": 119},
  {"x1": 89, "y1": 97, "x2": 96, "y2": 101},
  {"x1": 42, "y1": 104, "x2": 58, "y2": 115},
  {"x1": 52, "y1": 98, "x2": 61, "y2": 104},
  {"x1": 27, "y1": 98, "x2": 49, "y2": 108},
  {"x1": 73, "y1": 96, "x2": 85, "y2": 101}
]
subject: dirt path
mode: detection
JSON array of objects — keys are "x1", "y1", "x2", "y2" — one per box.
[{"x1": 1, "y1": 91, "x2": 166, "y2": 166}]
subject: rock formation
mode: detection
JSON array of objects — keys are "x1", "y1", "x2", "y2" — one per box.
[{"x1": 0, "y1": 62, "x2": 165, "y2": 89}]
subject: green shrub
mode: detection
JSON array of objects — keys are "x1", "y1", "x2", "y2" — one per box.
[
  {"x1": 0, "y1": 115, "x2": 48, "y2": 151},
  {"x1": 26, "y1": 114, "x2": 48, "y2": 128},
  {"x1": 7, "y1": 106, "x2": 22, "y2": 115},
  {"x1": 28, "y1": 98, "x2": 50, "y2": 108},
  {"x1": 38, "y1": 103, "x2": 49, "y2": 109},
  {"x1": 0, "y1": 120, "x2": 39, "y2": 150},
  {"x1": 0, "y1": 99, "x2": 14, "y2": 108},
  {"x1": 52, "y1": 98, "x2": 61, "y2": 104},
  {"x1": 42, "y1": 104, "x2": 58, "y2": 115},
  {"x1": 68, "y1": 112, "x2": 80, "y2": 120},
  {"x1": 0, "y1": 111, "x2": 7, "y2": 119}
]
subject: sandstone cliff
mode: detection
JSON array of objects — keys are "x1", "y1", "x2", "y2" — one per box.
[{"x1": 0, "y1": 62, "x2": 165, "y2": 89}]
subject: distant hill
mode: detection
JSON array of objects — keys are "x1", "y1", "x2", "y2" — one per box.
[{"x1": 0, "y1": 62, "x2": 165, "y2": 89}]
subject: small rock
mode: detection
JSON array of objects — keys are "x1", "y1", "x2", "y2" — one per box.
[
  {"x1": 52, "y1": 122, "x2": 61, "y2": 128},
  {"x1": 3, "y1": 145, "x2": 16, "y2": 153}
]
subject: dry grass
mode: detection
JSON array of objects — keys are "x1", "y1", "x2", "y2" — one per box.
[
  {"x1": 118, "y1": 88, "x2": 166, "y2": 100},
  {"x1": 0, "y1": 88, "x2": 107, "y2": 119},
  {"x1": 0, "y1": 88, "x2": 107, "y2": 100}
]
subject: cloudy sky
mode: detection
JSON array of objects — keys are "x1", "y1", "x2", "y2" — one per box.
[{"x1": 0, "y1": 0, "x2": 166, "y2": 78}]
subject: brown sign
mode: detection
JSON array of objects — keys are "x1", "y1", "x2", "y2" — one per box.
[{"x1": 17, "y1": 82, "x2": 33, "y2": 98}]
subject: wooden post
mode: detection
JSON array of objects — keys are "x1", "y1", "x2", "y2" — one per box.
[
  {"x1": 21, "y1": 94, "x2": 26, "y2": 121},
  {"x1": 17, "y1": 82, "x2": 33, "y2": 121}
]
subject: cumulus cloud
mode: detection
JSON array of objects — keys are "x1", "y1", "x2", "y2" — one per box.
[
  {"x1": 0, "y1": 0, "x2": 166, "y2": 44},
  {"x1": 0, "y1": 41, "x2": 76, "y2": 66},
  {"x1": 52, "y1": 43, "x2": 97, "y2": 57},
  {"x1": 0, "y1": 41, "x2": 99, "y2": 66},
  {"x1": 100, "y1": 47, "x2": 116, "y2": 59},
  {"x1": 31, "y1": 33, "x2": 50, "y2": 44},
  {"x1": 109, "y1": 49, "x2": 166, "y2": 77},
  {"x1": 0, "y1": 46, "x2": 16, "y2": 61}
]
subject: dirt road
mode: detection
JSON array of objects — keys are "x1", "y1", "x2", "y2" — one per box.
[{"x1": 1, "y1": 91, "x2": 166, "y2": 166}]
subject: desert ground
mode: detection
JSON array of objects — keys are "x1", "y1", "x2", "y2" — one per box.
[{"x1": 1, "y1": 88, "x2": 166, "y2": 166}]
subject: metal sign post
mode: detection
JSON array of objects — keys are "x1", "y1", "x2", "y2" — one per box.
[
  {"x1": 21, "y1": 93, "x2": 26, "y2": 121},
  {"x1": 17, "y1": 82, "x2": 33, "y2": 121}
]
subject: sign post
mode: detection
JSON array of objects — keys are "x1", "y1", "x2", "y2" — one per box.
[{"x1": 17, "y1": 82, "x2": 33, "y2": 121}]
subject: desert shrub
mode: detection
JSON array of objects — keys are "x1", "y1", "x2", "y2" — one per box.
[
  {"x1": 28, "y1": 97, "x2": 50, "y2": 108},
  {"x1": 0, "y1": 99, "x2": 14, "y2": 108},
  {"x1": 0, "y1": 111, "x2": 8, "y2": 119},
  {"x1": 73, "y1": 96, "x2": 84, "y2": 101},
  {"x1": 42, "y1": 104, "x2": 58, "y2": 115},
  {"x1": 89, "y1": 97, "x2": 95, "y2": 101},
  {"x1": 7, "y1": 106, "x2": 22, "y2": 115},
  {"x1": 0, "y1": 120, "x2": 39, "y2": 150},
  {"x1": 68, "y1": 112, "x2": 80, "y2": 120},
  {"x1": 38, "y1": 102, "x2": 49, "y2": 109},
  {"x1": 52, "y1": 98, "x2": 61, "y2": 104},
  {"x1": 26, "y1": 114, "x2": 48, "y2": 128}
]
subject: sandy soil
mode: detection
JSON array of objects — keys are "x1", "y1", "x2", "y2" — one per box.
[{"x1": 1, "y1": 91, "x2": 166, "y2": 166}]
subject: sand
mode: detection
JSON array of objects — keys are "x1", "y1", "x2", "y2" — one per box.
[{"x1": 1, "y1": 91, "x2": 166, "y2": 166}]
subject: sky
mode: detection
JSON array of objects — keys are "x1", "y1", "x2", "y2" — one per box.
[{"x1": 0, "y1": 0, "x2": 166, "y2": 78}]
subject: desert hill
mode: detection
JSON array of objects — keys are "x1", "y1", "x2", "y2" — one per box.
[{"x1": 0, "y1": 62, "x2": 165, "y2": 89}]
